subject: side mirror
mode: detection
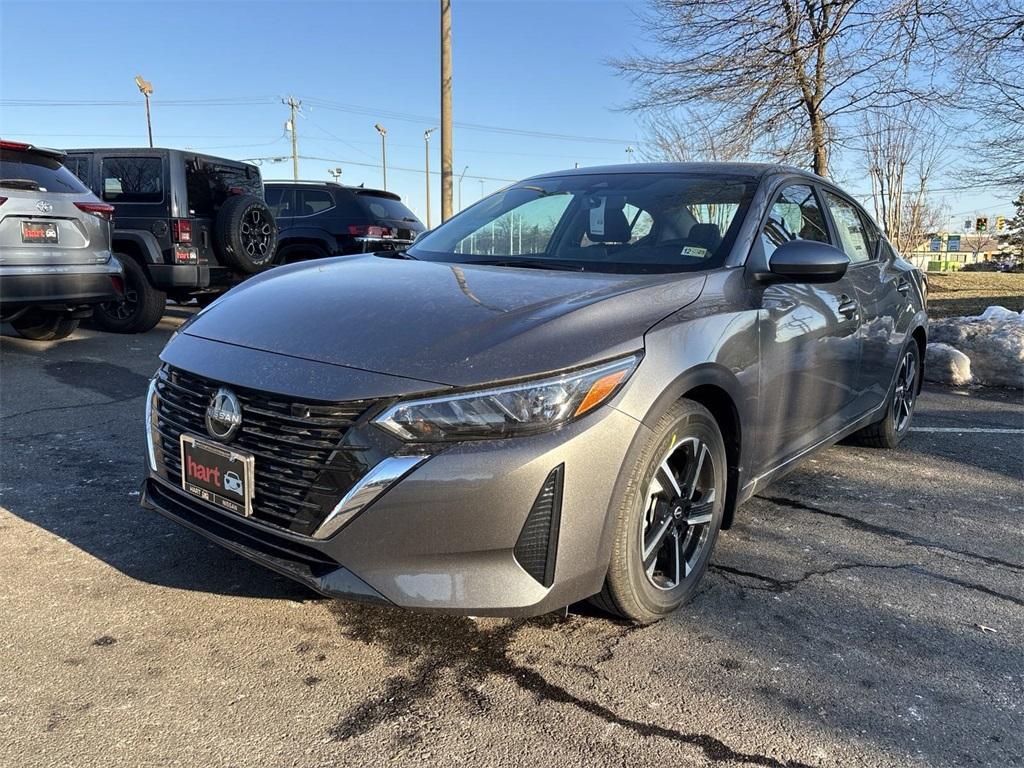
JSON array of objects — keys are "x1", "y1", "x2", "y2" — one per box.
[{"x1": 767, "y1": 240, "x2": 850, "y2": 283}]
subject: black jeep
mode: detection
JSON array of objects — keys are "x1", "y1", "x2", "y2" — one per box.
[{"x1": 64, "y1": 148, "x2": 278, "y2": 333}]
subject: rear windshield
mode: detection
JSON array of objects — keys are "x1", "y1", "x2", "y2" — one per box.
[
  {"x1": 0, "y1": 148, "x2": 89, "y2": 194},
  {"x1": 356, "y1": 192, "x2": 421, "y2": 225},
  {"x1": 408, "y1": 172, "x2": 757, "y2": 274},
  {"x1": 186, "y1": 159, "x2": 262, "y2": 217}
]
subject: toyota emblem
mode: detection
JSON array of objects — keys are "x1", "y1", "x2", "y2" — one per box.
[
  {"x1": 36, "y1": 200, "x2": 53, "y2": 214},
  {"x1": 205, "y1": 388, "x2": 242, "y2": 441}
]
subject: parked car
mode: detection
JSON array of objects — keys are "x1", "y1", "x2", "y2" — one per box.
[
  {"x1": 64, "y1": 148, "x2": 277, "y2": 333},
  {"x1": 141, "y1": 162, "x2": 928, "y2": 624},
  {"x1": 264, "y1": 181, "x2": 424, "y2": 263},
  {"x1": 0, "y1": 140, "x2": 123, "y2": 340}
]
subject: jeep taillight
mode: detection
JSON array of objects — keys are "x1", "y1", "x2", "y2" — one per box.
[
  {"x1": 74, "y1": 202, "x2": 116, "y2": 221},
  {"x1": 171, "y1": 219, "x2": 193, "y2": 243},
  {"x1": 348, "y1": 224, "x2": 394, "y2": 238}
]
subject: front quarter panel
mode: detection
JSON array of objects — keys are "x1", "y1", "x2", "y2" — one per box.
[{"x1": 614, "y1": 268, "x2": 761, "y2": 488}]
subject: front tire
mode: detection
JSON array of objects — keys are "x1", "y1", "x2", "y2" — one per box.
[
  {"x1": 849, "y1": 342, "x2": 921, "y2": 449},
  {"x1": 591, "y1": 400, "x2": 727, "y2": 624},
  {"x1": 92, "y1": 256, "x2": 166, "y2": 334},
  {"x1": 11, "y1": 309, "x2": 79, "y2": 341}
]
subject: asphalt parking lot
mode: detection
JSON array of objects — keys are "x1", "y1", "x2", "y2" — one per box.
[{"x1": 1, "y1": 309, "x2": 1021, "y2": 768}]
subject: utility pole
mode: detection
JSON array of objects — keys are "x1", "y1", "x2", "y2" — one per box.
[
  {"x1": 440, "y1": 0, "x2": 454, "y2": 222},
  {"x1": 625, "y1": 146, "x2": 635, "y2": 163},
  {"x1": 283, "y1": 96, "x2": 301, "y2": 181},
  {"x1": 134, "y1": 75, "x2": 154, "y2": 148},
  {"x1": 374, "y1": 123, "x2": 388, "y2": 190},
  {"x1": 424, "y1": 128, "x2": 436, "y2": 228},
  {"x1": 458, "y1": 165, "x2": 468, "y2": 211}
]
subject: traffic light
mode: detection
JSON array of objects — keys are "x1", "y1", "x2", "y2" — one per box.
[
  {"x1": 976, "y1": 216, "x2": 988, "y2": 233},
  {"x1": 996, "y1": 216, "x2": 1006, "y2": 233}
]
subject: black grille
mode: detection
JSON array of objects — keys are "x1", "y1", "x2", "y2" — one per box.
[
  {"x1": 514, "y1": 465, "x2": 564, "y2": 587},
  {"x1": 152, "y1": 366, "x2": 374, "y2": 536}
]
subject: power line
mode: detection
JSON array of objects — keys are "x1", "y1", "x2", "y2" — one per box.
[{"x1": 247, "y1": 153, "x2": 516, "y2": 184}]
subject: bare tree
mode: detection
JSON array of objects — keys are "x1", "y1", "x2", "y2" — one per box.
[
  {"x1": 639, "y1": 109, "x2": 747, "y2": 163},
  {"x1": 859, "y1": 106, "x2": 950, "y2": 253},
  {"x1": 954, "y1": 1, "x2": 1024, "y2": 187},
  {"x1": 615, "y1": 0, "x2": 951, "y2": 177}
]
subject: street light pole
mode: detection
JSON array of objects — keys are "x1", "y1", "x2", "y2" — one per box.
[
  {"x1": 134, "y1": 75, "x2": 154, "y2": 148},
  {"x1": 440, "y1": 0, "x2": 454, "y2": 222},
  {"x1": 374, "y1": 123, "x2": 388, "y2": 190},
  {"x1": 424, "y1": 128, "x2": 437, "y2": 228},
  {"x1": 458, "y1": 165, "x2": 468, "y2": 211}
]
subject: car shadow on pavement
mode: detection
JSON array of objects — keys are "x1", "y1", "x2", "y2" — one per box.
[{"x1": 315, "y1": 470, "x2": 1023, "y2": 768}]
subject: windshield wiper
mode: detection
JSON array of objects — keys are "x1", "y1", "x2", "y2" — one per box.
[
  {"x1": 465, "y1": 258, "x2": 583, "y2": 272},
  {"x1": 377, "y1": 249, "x2": 418, "y2": 260}
]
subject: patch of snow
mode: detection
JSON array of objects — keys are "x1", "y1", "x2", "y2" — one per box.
[
  {"x1": 929, "y1": 306, "x2": 1023, "y2": 388},
  {"x1": 924, "y1": 343, "x2": 972, "y2": 387}
]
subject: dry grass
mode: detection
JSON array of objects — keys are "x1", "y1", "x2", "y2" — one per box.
[{"x1": 926, "y1": 272, "x2": 1024, "y2": 319}]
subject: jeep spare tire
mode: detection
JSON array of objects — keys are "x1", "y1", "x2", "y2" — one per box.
[{"x1": 214, "y1": 195, "x2": 278, "y2": 273}]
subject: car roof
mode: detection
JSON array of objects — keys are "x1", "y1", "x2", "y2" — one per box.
[
  {"x1": 526, "y1": 161, "x2": 826, "y2": 183},
  {"x1": 64, "y1": 147, "x2": 259, "y2": 171},
  {"x1": 264, "y1": 180, "x2": 399, "y2": 199}
]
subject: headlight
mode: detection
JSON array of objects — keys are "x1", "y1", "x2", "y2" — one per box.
[{"x1": 373, "y1": 355, "x2": 640, "y2": 442}]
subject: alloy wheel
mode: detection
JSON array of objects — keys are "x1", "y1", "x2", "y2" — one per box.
[
  {"x1": 240, "y1": 207, "x2": 273, "y2": 260},
  {"x1": 639, "y1": 436, "x2": 717, "y2": 591},
  {"x1": 892, "y1": 350, "x2": 918, "y2": 433},
  {"x1": 101, "y1": 285, "x2": 139, "y2": 321}
]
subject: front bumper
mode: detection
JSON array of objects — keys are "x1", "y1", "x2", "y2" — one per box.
[
  {"x1": 143, "y1": 397, "x2": 646, "y2": 617},
  {"x1": 0, "y1": 260, "x2": 122, "y2": 309}
]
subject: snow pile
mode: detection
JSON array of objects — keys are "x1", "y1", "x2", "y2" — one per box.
[
  {"x1": 928, "y1": 306, "x2": 1024, "y2": 388},
  {"x1": 924, "y1": 343, "x2": 973, "y2": 387}
]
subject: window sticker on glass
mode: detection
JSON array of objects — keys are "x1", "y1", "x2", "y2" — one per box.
[{"x1": 681, "y1": 246, "x2": 707, "y2": 257}]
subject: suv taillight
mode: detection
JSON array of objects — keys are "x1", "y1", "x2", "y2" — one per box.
[
  {"x1": 74, "y1": 202, "x2": 116, "y2": 221},
  {"x1": 348, "y1": 224, "x2": 394, "y2": 238},
  {"x1": 0, "y1": 197, "x2": 7, "y2": 207},
  {"x1": 171, "y1": 219, "x2": 193, "y2": 244}
]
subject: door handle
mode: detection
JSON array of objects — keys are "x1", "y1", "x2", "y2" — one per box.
[
  {"x1": 838, "y1": 295, "x2": 858, "y2": 318},
  {"x1": 896, "y1": 277, "x2": 910, "y2": 295}
]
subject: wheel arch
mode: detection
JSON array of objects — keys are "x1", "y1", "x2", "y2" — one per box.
[
  {"x1": 910, "y1": 324, "x2": 927, "y2": 394},
  {"x1": 627, "y1": 362, "x2": 750, "y2": 531}
]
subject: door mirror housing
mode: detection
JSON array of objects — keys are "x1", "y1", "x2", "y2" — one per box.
[{"x1": 767, "y1": 240, "x2": 850, "y2": 283}]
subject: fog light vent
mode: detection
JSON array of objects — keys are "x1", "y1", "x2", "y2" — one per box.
[{"x1": 514, "y1": 464, "x2": 564, "y2": 587}]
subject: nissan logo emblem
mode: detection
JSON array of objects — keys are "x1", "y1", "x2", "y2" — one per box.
[{"x1": 205, "y1": 387, "x2": 242, "y2": 441}]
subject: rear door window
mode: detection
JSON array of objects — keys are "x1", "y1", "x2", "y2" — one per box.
[
  {"x1": 761, "y1": 184, "x2": 830, "y2": 258},
  {"x1": 264, "y1": 186, "x2": 293, "y2": 217},
  {"x1": 825, "y1": 192, "x2": 872, "y2": 263},
  {"x1": 102, "y1": 157, "x2": 163, "y2": 203},
  {"x1": 295, "y1": 189, "x2": 335, "y2": 217},
  {"x1": 0, "y1": 149, "x2": 90, "y2": 194}
]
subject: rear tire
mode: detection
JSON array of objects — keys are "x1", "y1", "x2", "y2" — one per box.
[
  {"x1": 591, "y1": 400, "x2": 727, "y2": 624},
  {"x1": 848, "y1": 342, "x2": 921, "y2": 449},
  {"x1": 11, "y1": 309, "x2": 79, "y2": 341},
  {"x1": 92, "y1": 256, "x2": 166, "y2": 334}
]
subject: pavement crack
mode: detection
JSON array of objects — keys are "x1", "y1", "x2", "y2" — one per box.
[
  {"x1": 758, "y1": 495, "x2": 1024, "y2": 574},
  {"x1": 712, "y1": 562, "x2": 1024, "y2": 607},
  {"x1": 0, "y1": 392, "x2": 143, "y2": 422},
  {"x1": 329, "y1": 605, "x2": 812, "y2": 767}
]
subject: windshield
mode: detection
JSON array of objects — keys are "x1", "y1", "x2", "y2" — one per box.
[{"x1": 408, "y1": 172, "x2": 757, "y2": 273}]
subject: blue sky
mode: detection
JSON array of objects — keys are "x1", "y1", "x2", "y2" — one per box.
[{"x1": 0, "y1": 0, "x2": 1009, "y2": 228}]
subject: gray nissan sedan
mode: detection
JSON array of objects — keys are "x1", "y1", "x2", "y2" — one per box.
[{"x1": 142, "y1": 163, "x2": 927, "y2": 624}]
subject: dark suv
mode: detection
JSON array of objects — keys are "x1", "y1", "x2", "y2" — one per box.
[
  {"x1": 64, "y1": 148, "x2": 278, "y2": 333},
  {"x1": 264, "y1": 181, "x2": 423, "y2": 263}
]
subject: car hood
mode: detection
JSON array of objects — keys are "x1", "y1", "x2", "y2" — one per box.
[{"x1": 183, "y1": 255, "x2": 706, "y2": 387}]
